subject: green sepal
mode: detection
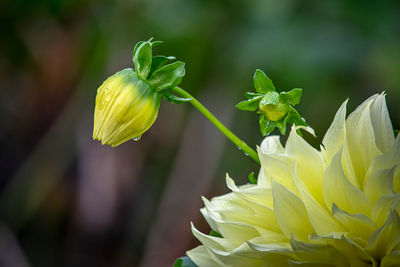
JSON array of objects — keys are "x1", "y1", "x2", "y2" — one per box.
[
  {"x1": 248, "y1": 172, "x2": 257, "y2": 184},
  {"x1": 151, "y1": 40, "x2": 163, "y2": 47},
  {"x1": 280, "y1": 88, "x2": 303, "y2": 106},
  {"x1": 276, "y1": 120, "x2": 287, "y2": 135},
  {"x1": 174, "y1": 256, "x2": 198, "y2": 267},
  {"x1": 161, "y1": 91, "x2": 192, "y2": 104},
  {"x1": 253, "y1": 69, "x2": 275, "y2": 93},
  {"x1": 245, "y1": 92, "x2": 264, "y2": 99},
  {"x1": 209, "y1": 230, "x2": 223, "y2": 238},
  {"x1": 259, "y1": 114, "x2": 277, "y2": 136},
  {"x1": 260, "y1": 91, "x2": 280, "y2": 106},
  {"x1": 285, "y1": 105, "x2": 307, "y2": 126},
  {"x1": 149, "y1": 55, "x2": 176, "y2": 76},
  {"x1": 132, "y1": 41, "x2": 145, "y2": 58},
  {"x1": 148, "y1": 61, "x2": 186, "y2": 91},
  {"x1": 235, "y1": 98, "x2": 260, "y2": 111},
  {"x1": 132, "y1": 41, "x2": 152, "y2": 79}
]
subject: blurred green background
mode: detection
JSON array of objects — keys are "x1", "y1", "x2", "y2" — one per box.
[{"x1": 0, "y1": 0, "x2": 399, "y2": 266}]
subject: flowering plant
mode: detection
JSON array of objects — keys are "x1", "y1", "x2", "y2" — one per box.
[{"x1": 92, "y1": 40, "x2": 399, "y2": 267}]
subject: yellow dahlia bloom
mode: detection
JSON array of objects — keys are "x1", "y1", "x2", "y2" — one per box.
[
  {"x1": 188, "y1": 94, "x2": 400, "y2": 266},
  {"x1": 93, "y1": 68, "x2": 161, "y2": 147}
]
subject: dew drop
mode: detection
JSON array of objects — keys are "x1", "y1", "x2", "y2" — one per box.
[
  {"x1": 237, "y1": 147, "x2": 242, "y2": 151},
  {"x1": 132, "y1": 136, "x2": 141, "y2": 141}
]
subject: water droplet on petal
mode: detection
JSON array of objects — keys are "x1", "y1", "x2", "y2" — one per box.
[{"x1": 132, "y1": 136, "x2": 141, "y2": 141}]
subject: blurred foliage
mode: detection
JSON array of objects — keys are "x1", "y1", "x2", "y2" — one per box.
[{"x1": 0, "y1": 0, "x2": 399, "y2": 266}]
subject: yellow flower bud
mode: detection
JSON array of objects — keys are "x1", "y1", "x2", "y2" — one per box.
[
  {"x1": 93, "y1": 68, "x2": 161, "y2": 147},
  {"x1": 259, "y1": 101, "x2": 289, "y2": 121}
]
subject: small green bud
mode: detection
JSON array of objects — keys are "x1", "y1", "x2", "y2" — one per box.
[
  {"x1": 93, "y1": 68, "x2": 161, "y2": 147},
  {"x1": 236, "y1": 69, "x2": 307, "y2": 136},
  {"x1": 259, "y1": 101, "x2": 289, "y2": 121}
]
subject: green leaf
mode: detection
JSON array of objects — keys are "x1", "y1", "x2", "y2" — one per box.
[
  {"x1": 394, "y1": 129, "x2": 399, "y2": 136},
  {"x1": 151, "y1": 40, "x2": 163, "y2": 47},
  {"x1": 245, "y1": 92, "x2": 264, "y2": 99},
  {"x1": 133, "y1": 42, "x2": 152, "y2": 79},
  {"x1": 174, "y1": 256, "x2": 198, "y2": 267},
  {"x1": 253, "y1": 69, "x2": 275, "y2": 93},
  {"x1": 259, "y1": 115, "x2": 276, "y2": 136},
  {"x1": 275, "y1": 119, "x2": 288, "y2": 135},
  {"x1": 235, "y1": 98, "x2": 260, "y2": 111},
  {"x1": 248, "y1": 172, "x2": 257, "y2": 184},
  {"x1": 149, "y1": 55, "x2": 176, "y2": 76},
  {"x1": 209, "y1": 230, "x2": 223, "y2": 238},
  {"x1": 280, "y1": 88, "x2": 303, "y2": 106},
  {"x1": 260, "y1": 91, "x2": 280, "y2": 106},
  {"x1": 132, "y1": 41, "x2": 144, "y2": 59},
  {"x1": 285, "y1": 105, "x2": 307, "y2": 126},
  {"x1": 148, "y1": 61, "x2": 186, "y2": 91},
  {"x1": 162, "y1": 92, "x2": 192, "y2": 104}
]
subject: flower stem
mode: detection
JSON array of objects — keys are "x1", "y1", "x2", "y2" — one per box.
[{"x1": 172, "y1": 86, "x2": 260, "y2": 164}]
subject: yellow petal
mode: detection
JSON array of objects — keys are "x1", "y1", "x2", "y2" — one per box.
[
  {"x1": 208, "y1": 242, "x2": 263, "y2": 266},
  {"x1": 322, "y1": 99, "x2": 348, "y2": 164},
  {"x1": 381, "y1": 250, "x2": 400, "y2": 267},
  {"x1": 364, "y1": 167, "x2": 395, "y2": 205},
  {"x1": 191, "y1": 222, "x2": 233, "y2": 251},
  {"x1": 345, "y1": 94, "x2": 382, "y2": 186},
  {"x1": 288, "y1": 261, "x2": 335, "y2": 266},
  {"x1": 311, "y1": 234, "x2": 374, "y2": 266},
  {"x1": 187, "y1": 246, "x2": 221, "y2": 267},
  {"x1": 371, "y1": 194, "x2": 400, "y2": 227},
  {"x1": 226, "y1": 174, "x2": 274, "y2": 208},
  {"x1": 286, "y1": 126, "x2": 325, "y2": 205},
  {"x1": 370, "y1": 93, "x2": 395, "y2": 153},
  {"x1": 291, "y1": 165, "x2": 346, "y2": 235},
  {"x1": 331, "y1": 204, "x2": 376, "y2": 241},
  {"x1": 258, "y1": 136, "x2": 298, "y2": 195},
  {"x1": 323, "y1": 149, "x2": 371, "y2": 216},
  {"x1": 290, "y1": 237, "x2": 346, "y2": 265},
  {"x1": 272, "y1": 180, "x2": 315, "y2": 241},
  {"x1": 366, "y1": 210, "x2": 400, "y2": 260},
  {"x1": 367, "y1": 134, "x2": 400, "y2": 193},
  {"x1": 247, "y1": 240, "x2": 294, "y2": 267}
]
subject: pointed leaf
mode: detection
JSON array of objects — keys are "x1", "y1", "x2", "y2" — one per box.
[
  {"x1": 235, "y1": 99, "x2": 260, "y2": 111},
  {"x1": 148, "y1": 61, "x2": 185, "y2": 91},
  {"x1": 132, "y1": 41, "x2": 144, "y2": 59},
  {"x1": 245, "y1": 92, "x2": 264, "y2": 99},
  {"x1": 149, "y1": 55, "x2": 176, "y2": 76},
  {"x1": 133, "y1": 42, "x2": 152, "y2": 79},
  {"x1": 285, "y1": 106, "x2": 307, "y2": 126},
  {"x1": 162, "y1": 92, "x2": 192, "y2": 104},
  {"x1": 259, "y1": 115, "x2": 276, "y2": 136},
  {"x1": 248, "y1": 172, "x2": 257, "y2": 184},
  {"x1": 280, "y1": 88, "x2": 303, "y2": 106},
  {"x1": 276, "y1": 120, "x2": 288, "y2": 135},
  {"x1": 253, "y1": 69, "x2": 275, "y2": 93},
  {"x1": 151, "y1": 40, "x2": 163, "y2": 47}
]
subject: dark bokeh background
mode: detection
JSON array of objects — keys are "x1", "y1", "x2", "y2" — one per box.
[{"x1": 1, "y1": 0, "x2": 399, "y2": 266}]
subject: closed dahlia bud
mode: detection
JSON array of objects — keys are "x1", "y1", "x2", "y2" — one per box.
[{"x1": 93, "y1": 68, "x2": 161, "y2": 147}]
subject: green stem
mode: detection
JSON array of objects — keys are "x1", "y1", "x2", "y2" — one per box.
[{"x1": 172, "y1": 86, "x2": 260, "y2": 164}]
